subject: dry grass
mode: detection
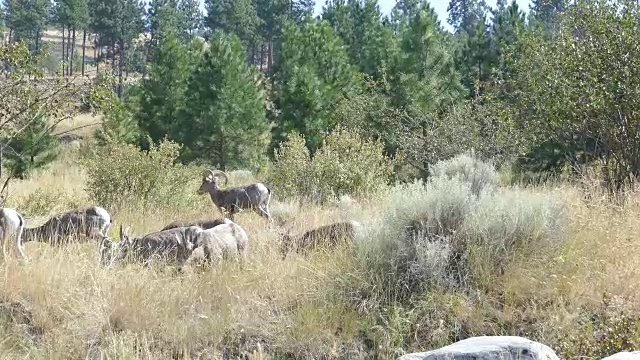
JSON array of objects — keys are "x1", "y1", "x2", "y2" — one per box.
[{"x1": 0, "y1": 138, "x2": 639, "y2": 358}]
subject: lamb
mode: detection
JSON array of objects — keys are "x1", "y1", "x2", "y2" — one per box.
[
  {"x1": 279, "y1": 220, "x2": 361, "y2": 259},
  {"x1": 101, "y1": 224, "x2": 203, "y2": 269},
  {"x1": 0, "y1": 208, "x2": 26, "y2": 261},
  {"x1": 180, "y1": 220, "x2": 249, "y2": 268},
  {"x1": 21, "y1": 206, "x2": 111, "y2": 246},
  {"x1": 161, "y1": 218, "x2": 228, "y2": 231},
  {"x1": 198, "y1": 169, "x2": 272, "y2": 221}
]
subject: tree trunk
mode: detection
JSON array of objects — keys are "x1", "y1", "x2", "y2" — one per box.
[
  {"x1": 66, "y1": 27, "x2": 71, "y2": 76},
  {"x1": 70, "y1": 28, "x2": 76, "y2": 75},
  {"x1": 82, "y1": 30, "x2": 87, "y2": 76},
  {"x1": 260, "y1": 42, "x2": 264, "y2": 71},
  {"x1": 8, "y1": 28, "x2": 12, "y2": 44},
  {"x1": 267, "y1": 39, "x2": 272, "y2": 75},
  {"x1": 95, "y1": 36, "x2": 99, "y2": 73},
  {"x1": 61, "y1": 25, "x2": 66, "y2": 76},
  {"x1": 118, "y1": 38, "x2": 124, "y2": 98}
]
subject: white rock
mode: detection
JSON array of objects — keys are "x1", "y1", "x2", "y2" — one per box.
[
  {"x1": 601, "y1": 352, "x2": 640, "y2": 360},
  {"x1": 398, "y1": 336, "x2": 560, "y2": 360}
]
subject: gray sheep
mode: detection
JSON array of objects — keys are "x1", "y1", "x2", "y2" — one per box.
[
  {"x1": 198, "y1": 169, "x2": 272, "y2": 221},
  {"x1": 22, "y1": 206, "x2": 111, "y2": 246}
]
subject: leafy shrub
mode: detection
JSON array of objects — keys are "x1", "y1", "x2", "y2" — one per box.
[
  {"x1": 351, "y1": 155, "x2": 566, "y2": 305},
  {"x1": 15, "y1": 188, "x2": 71, "y2": 216},
  {"x1": 429, "y1": 152, "x2": 498, "y2": 196},
  {"x1": 80, "y1": 139, "x2": 202, "y2": 212},
  {"x1": 269, "y1": 127, "x2": 393, "y2": 203}
]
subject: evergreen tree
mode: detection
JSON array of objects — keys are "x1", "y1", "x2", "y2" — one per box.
[
  {"x1": 322, "y1": 0, "x2": 395, "y2": 77},
  {"x1": 178, "y1": 0, "x2": 202, "y2": 40},
  {"x1": 273, "y1": 18, "x2": 357, "y2": 153},
  {"x1": 447, "y1": 0, "x2": 488, "y2": 35},
  {"x1": 181, "y1": 30, "x2": 270, "y2": 170},
  {"x1": 4, "y1": 0, "x2": 50, "y2": 53},
  {"x1": 136, "y1": 31, "x2": 195, "y2": 147},
  {"x1": 55, "y1": 0, "x2": 89, "y2": 75},
  {"x1": 204, "y1": 0, "x2": 261, "y2": 47},
  {"x1": 390, "y1": 2, "x2": 463, "y2": 113},
  {"x1": 490, "y1": 0, "x2": 525, "y2": 80},
  {"x1": 5, "y1": 110, "x2": 59, "y2": 179}
]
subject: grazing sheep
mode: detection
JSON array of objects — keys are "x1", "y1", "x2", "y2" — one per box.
[
  {"x1": 161, "y1": 218, "x2": 229, "y2": 231},
  {"x1": 181, "y1": 219, "x2": 249, "y2": 267},
  {"x1": 102, "y1": 225, "x2": 203, "y2": 269},
  {"x1": 198, "y1": 169, "x2": 272, "y2": 221},
  {"x1": 0, "y1": 208, "x2": 26, "y2": 261},
  {"x1": 22, "y1": 206, "x2": 111, "y2": 246},
  {"x1": 279, "y1": 220, "x2": 361, "y2": 259}
]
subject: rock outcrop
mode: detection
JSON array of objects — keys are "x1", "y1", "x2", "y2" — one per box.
[{"x1": 398, "y1": 336, "x2": 560, "y2": 360}]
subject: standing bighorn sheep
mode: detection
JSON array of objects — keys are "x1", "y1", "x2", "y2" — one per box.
[
  {"x1": 181, "y1": 219, "x2": 249, "y2": 267},
  {"x1": 101, "y1": 225, "x2": 203, "y2": 269},
  {"x1": 0, "y1": 208, "x2": 27, "y2": 261},
  {"x1": 279, "y1": 220, "x2": 361, "y2": 259},
  {"x1": 161, "y1": 218, "x2": 227, "y2": 231},
  {"x1": 198, "y1": 169, "x2": 272, "y2": 221},
  {"x1": 22, "y1": 206, "x2": 111, "y2": 246}
]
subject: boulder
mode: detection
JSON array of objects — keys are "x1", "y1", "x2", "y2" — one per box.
[
  {"x1": 398, "y1": 336, "x2": 559, "y2": 360},
  {"x1": 601, "y1": 352, "x2": 640, "y2": 360}
]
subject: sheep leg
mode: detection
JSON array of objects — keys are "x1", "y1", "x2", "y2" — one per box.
[{"x1": 12, "y1": 224, "x2": 27, "y2": 263}]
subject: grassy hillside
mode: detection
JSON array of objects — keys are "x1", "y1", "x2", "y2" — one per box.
[{"x1": 0, "y1": 115, "x2": 638, "y2": 358}]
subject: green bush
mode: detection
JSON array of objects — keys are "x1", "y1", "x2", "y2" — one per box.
[
  {"x1": 15, "y1": 188, "x2": 73, "y2": 216},
  {"x1": 268, "y1": 127, "x2": 393, "y2": 203},
  {"x1": 351, "y1": 155, "x2": 566, "y2": 305},
  {"x1": 80, "y1": 139, "x2": 202, "y2": 212}
]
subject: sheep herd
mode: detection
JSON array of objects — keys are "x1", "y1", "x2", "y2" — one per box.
[{"x1": 0, "y1": 169, "x2": 361, "y2": 270}]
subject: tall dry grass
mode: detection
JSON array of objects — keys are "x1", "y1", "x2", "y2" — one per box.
[{"x1": 0, "y1": 141, "x2": 639, "y2": 358}]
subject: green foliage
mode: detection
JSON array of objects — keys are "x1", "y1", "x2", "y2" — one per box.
[
  {"x1": 4, "y1": 110, "x2": 60, "y2": 179},
  {"x1": 15, "y1": 188, "x2": 76, "y2": 216},
  {"x1": 268, "y1": 126, "x2": 393, "y2": 204},
  {"x1": 204, "y1": 0, "x2": 262, "y2": 45},
  {"x1": 509, "y1": 0, "x2": 640, "y2": 192},
  {"x1": 81, "y1": 139, "x2": 200, "y2": 211},
  {"x1": 352, "y1": 155, "x2": 566, "y2": 305},
  {"x1": 181, "y1": 30, "x2": 270, "y2": 170},
  {"x1": 94, "y1": 92, "x2": 140, "y2": 146},
  {"x1": 136, "y1": 31, "x2": 195, "y2": 147},
  {"x1": 273, "y1": 18, "x2": 358, "y2": 153},
  {"x1": 389, "y1": 2, "x2": 463, "y2": 114}
]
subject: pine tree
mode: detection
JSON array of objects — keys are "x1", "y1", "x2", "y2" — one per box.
[
  {"x1": 4, "y1": 0, "x2": 50, "y2": 53},
  {"x1": 390, "y1": 2, "x2": 463, "y2": 113},
  {"x1": 322, "y1": 0, "x2": 395, "y2": 77},
  {"x1": 447, "y1": 0, "x2": 488, "y2": 35},
  {"x1": 178, "y1": 0, "x2": 202, "y2": 40},
  {"x1": 181, "y1": 30, "x2": 270, "y2": 170},
  {"x1": 136, "y1": 31, "x2": 194, "y2": 147},
  {"x1": 204, "y1": 0, "x2": 261, "y2": 47},
  {"x1": 5, "y1": 110, "x2": 59, "y2": 179},
  {"x1": 273, "y1": 18, "x2": 357, "y2": 153}
]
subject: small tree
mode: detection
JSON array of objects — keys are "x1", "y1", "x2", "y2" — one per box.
[{"x1": 180, "y1": 30, "x2": 270, "y2": 170}]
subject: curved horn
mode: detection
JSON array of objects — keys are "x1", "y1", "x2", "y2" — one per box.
[
  {"x1": 202, "y1": 169, "x2": 215, "y2": 181},
  {"x1": 213, "y1": 170, "x2": 229, "y2": 186}
]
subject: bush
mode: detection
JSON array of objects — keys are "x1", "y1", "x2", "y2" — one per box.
[
  {"x1": 269, "y1": 127, "x2": 393, "y2": 203},
  {"x1": 351, "y1": 155, "x2": 566, "y2": 305},
  {"x1": 80, "y1": 139, "x2": 201, "y2": 212},
  {"x1": 429, "y1": 152, "x2": 498, "y2": 196}
]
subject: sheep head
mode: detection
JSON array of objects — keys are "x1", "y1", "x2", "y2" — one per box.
[{"x1": 198, "y1": 169, "x2": 229, "y2": 194}]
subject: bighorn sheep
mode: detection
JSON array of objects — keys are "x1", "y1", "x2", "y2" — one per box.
[
  {"x1": 161, "y1": 218, "x2": 227, "y2": 231},
  {"x1": 102, "y1": 225, "x2": 203, "y2": 269},
  {"x1": 22, "y1": 206, "x2": 111, "y2": 246},
  {"x1": 198, "y1": 169, "x2": 272, "y2": 221},
  {"x1": 181, "y1": 219, "x2": 249, "y2": 267},
  {"x1": 0, "y1": 208, "x2": 26, "y2": 261},
  {"x1": 279, "y1": 220, "x2": 361, "y2": 259}
]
